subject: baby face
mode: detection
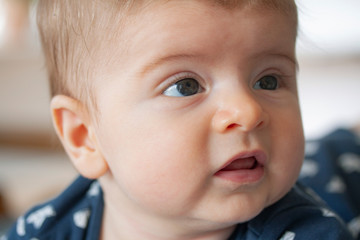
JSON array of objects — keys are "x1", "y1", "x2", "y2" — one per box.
[{"x1": 93, "y1": 0, "x2": 303, "y2": 230}]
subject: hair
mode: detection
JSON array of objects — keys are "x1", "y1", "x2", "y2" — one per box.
[{"x1": 37, "y1": 0, "x2": 298, "y2": 111}]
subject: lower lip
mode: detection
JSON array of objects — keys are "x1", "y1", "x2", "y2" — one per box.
[{"x1": 214, "y1": 163, "x2": 264, "y2": 184}]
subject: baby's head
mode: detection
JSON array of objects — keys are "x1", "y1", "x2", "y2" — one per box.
[{"x1": 38, "y1": 0, "x2": 303, "y2": 238}]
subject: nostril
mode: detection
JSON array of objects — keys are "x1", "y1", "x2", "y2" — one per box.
[
  {"x1": 228, "y1": 123, "x2": 239, "y2": 129},
  {"x1": 256, "y1": 121, "x2": 264, "y2": 128},
  {"x1": 227, "y1": 120, "x2": 264, "y2": 131}
]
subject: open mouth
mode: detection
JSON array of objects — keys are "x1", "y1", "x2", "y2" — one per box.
[
  {"x1": 220, "y1": 157, "x2": 258, "y2": 171},
  {"x1": 215, "y1": 152, "x2": 265, "y2": 183}
]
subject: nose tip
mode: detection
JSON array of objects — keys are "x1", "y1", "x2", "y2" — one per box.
[{"x1": 211, "y1": 95, "x2": 267, "y2": 133}]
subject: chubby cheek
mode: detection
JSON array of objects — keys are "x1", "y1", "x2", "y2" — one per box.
[
  {"x1": 267, "y1": 107, "x2": 304, "y2": 203},
  {"x1": 98, "y1": 111, "x2": 210, "y2": 215}
]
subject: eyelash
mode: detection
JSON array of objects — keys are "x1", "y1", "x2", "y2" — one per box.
[{"x1": 169, "y1": 72, "x2": 201, "y2": 85}]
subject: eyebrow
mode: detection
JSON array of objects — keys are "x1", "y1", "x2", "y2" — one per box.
[
  {"x1": 138, "y1": 53, "x2": 199, "y2": 77},
  {"x1": 138, "y1": 52, "x2": 299, "y2": 77}
]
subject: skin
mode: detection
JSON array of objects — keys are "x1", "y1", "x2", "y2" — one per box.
[{"x1": 51, "y1": 1, "x2": 304, "y2": 239}]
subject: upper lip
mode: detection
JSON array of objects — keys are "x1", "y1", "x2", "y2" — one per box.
[{"x1": 216, "y1": 150, "x2": 267, "y2": 172}]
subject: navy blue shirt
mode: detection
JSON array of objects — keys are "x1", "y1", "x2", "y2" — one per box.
[
  {"x1": 3, "y1": 177, "x2": 103, "y2": 240},
  {"x1": 299, "y1": 128, "x2": 360, "y2": 239},
  {"x1": 2, "y1": 176, "x2": 354, "y2": 239}
]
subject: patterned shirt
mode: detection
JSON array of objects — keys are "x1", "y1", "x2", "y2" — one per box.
[
  {"x1": 299, "y1": 128, "x2": 360, "y2": 239},
  {"x1": 2, "y1": 176, "x2": 354, "y2": 239}
]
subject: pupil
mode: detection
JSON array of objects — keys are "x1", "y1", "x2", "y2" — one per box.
[
  {"x1": 177, "y1": 79, "x2": 199, "y2": 96},
  {"x1": 260, "y1": 76, "x2": 277, "y2": 89}
]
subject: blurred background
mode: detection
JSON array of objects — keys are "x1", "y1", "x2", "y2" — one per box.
[{"x1": 0, "y1": 0, "x2": 359, "y2": 234}]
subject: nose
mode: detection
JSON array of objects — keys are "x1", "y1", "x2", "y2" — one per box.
[{"x1": 211, "y1": 89, "x2": 268, "y2": 133}]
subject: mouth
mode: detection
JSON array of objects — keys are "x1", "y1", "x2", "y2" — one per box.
[{"x1": 214, "y1": 151, "x2": 266, "y2": 184}]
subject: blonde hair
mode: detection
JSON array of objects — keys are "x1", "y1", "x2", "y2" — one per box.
[{"x1": 37, "y1": 0, "x2": 297, "y2": 110}]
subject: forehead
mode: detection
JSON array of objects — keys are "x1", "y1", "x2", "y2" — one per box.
[
  {"x1": 93, "y1": 0, "x2": 297, "y2": 72},
  {"x1": 112, "y1": 1, "x2": 297, "y2": 65}
]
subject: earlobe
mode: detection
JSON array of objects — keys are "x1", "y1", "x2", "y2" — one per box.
[{"x1": 51, "y1": 95, "x2": 108, "y2": 179}]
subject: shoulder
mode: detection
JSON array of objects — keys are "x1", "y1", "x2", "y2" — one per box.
[
  {"x1": 2, "y1": 176, "x2": 103, "y2": 240},
  {"x1": 243, "y1": 183, "x2": 355, "y2": 240}
]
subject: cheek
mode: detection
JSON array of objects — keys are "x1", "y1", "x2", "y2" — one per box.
[
  {"x1": 98, "y1": 111, "x2": 210, "y2": 214},
  {"x1": 267, "y1": 105, "x2": 304, "y2": 199}
]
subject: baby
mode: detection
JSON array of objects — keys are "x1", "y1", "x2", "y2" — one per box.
[{"x1": 3, "y1": 0, "x2": 354, "y2": 239}]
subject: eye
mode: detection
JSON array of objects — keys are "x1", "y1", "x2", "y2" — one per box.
[
  {"x1": 163, "y1": 78, "x2": 203, "y2": 97},
  {"x1": 253, "y1": 75, "x2": 278, "y2": 90}
]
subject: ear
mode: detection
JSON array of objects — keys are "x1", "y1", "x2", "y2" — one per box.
[{"x1": 50, "y1": 95, "x2": 108, "y2": 179}]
